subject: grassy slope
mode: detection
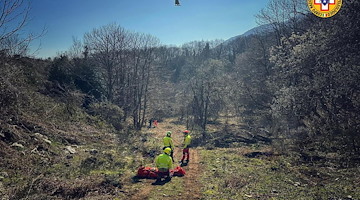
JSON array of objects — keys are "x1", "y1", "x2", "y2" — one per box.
[
  {"x1": 1, "y1": 58, "x2": 359, "y2": 199},
  {"x1": 0, "y1": 107, "x2": 151, "y2": 200},
  {"x1": 0, "y1": 58, "x2": 156, "y2": 200},
  {"x1": 137, "y1": 118, "x2": 360, "y2": 200},
  {"x1": 124, "y1": 118, "x2": 203, "y2": 200},
  {"x1": 200, "y1": 147, "x2": 360, "y2": 200}
]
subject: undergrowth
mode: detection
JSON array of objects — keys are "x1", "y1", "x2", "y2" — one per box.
[{"x1": 200, "y1": 147, "x2": 360, "y2": 200}]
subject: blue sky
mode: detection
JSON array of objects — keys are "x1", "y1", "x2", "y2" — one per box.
[{"x1": 27, "y1": 0, "x2": 269, "y2": 58}]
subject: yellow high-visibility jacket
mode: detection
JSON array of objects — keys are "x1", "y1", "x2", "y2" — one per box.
[
  {"x1": 163, "y1": 136, "x2": 174, "y2": 149},
  {"x1": 155, "y1": 153, "x2": 173, "y2": 169},
  {"x1": 183, "y1": 135, "x2": 191, "y2": 148}
]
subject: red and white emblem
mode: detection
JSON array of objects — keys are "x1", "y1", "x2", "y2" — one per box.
[
  {"x1": 314, "y1": 0, "x2": 335, "y2": 11},
  {"x1": 308, "y1": 0, "x2": 342, "y2": 18}
]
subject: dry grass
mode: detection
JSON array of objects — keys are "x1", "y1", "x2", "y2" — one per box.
[{"x1": 200, "y1": 147, "x2": 360, "y2": 200}]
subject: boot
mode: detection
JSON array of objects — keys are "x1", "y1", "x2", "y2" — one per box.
[
  {"x1": 152, "y1": 178, "x2": 161, "y2": 185},
  {"x1": 165, "y1": 176, "x2": 172, "y2": 182}
]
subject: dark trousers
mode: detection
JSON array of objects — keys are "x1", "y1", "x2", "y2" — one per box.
[{"x1": 157, "y1": 168, "x2": 170, "y2": 181}]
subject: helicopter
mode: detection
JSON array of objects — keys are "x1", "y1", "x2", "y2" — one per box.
[{"x1": 175, "y1": 0, "x2": 180, "y2": 6}]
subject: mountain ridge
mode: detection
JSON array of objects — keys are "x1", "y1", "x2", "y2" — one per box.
[{"x1": 223, "y1": 23, "x2": 273, "y2": 45}]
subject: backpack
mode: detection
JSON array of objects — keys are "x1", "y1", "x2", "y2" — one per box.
[{"x1": 170, "y1": 166, "x2": 186, "y2": 176}]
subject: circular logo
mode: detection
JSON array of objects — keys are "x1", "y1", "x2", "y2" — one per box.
[{"x1": 308, "y1": 0, "x2": 342, "y2": 18}]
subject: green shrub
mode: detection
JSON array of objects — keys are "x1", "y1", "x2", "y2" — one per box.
[
  {"x1": 0, "y1": 78, "x2": 19, "y2": 117},
  {"x1": 89, "y1": 102, "x2": 124, "y2": 130}
]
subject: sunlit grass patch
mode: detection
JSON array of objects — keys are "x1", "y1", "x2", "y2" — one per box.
[
  {"x1": 200, "y1": 147, "x2": 360, "y2": 200},
  {"x1": 148, "y1": 177, "x2": 185, "y2": 199}
]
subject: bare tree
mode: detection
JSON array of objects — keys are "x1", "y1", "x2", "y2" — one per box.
[
  {"x1": 84, "y1": 24, "x2": 130, "y2": 102},
  {"x1": 0, "y1": 0, "x2": 30, "y2": 41},
  {"x1": 0, "y1": 34, "x2": 29, "y2": 55},
  {"x1": 189, "y1": 59, "x2": 225, "y2": 132},
  {"x1": 255, "y1": 0, "x2": 308, "y2": 45},
  {"x1": 0, "y1": 0, "x2": 45, "y2": 56},
  {"x1": 127, "y1": 33, "x2": 160, "y2": 129},
  {"x1": 66, "y1": 36, "x2": 84, "y2": 59},
  {"x1": 83, "y1": 24, "x2": 160, "y2": 129}
]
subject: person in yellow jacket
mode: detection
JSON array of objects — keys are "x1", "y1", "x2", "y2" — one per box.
[
  {"x1": 181, "y1": 130, "x2": 191, "y2": 164},
  {"x1": 163, "y1": 131, "x2": 175, "y2": 162},
  {"x1": 154, "y1": 147, "x2": 173, "y2": 184}
]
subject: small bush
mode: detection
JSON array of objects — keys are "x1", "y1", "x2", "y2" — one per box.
[
  {"x1": 0, "y1": 78, "x2": 19, "y2": 117},
  {"x1": 0, "y1": 66, "x2": 25, "y2": 118},
  {"x1": 89, "y1": 102, "x2": 124, "y2": 130}
]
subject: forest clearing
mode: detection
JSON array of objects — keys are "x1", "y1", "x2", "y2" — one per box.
[
  {"x1": 1, "y1": 0, "x2": 360, "y2": 199},
  {"x1": 124, "y1": 119, "x2": 360, "y2": 200}
]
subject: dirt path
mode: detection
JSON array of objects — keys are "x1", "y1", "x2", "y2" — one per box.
[
  {"x1": 181, "y1": 148, "x2": 202, "y2": 200},
  {"x1": 130, "y1": 118, "x2": 202, "y2": 200}
]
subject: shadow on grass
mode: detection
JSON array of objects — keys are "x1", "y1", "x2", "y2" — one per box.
[
  {"x1": 151, "y1": 177, "x2": 172, "y2": 186},
  {"x1": 131, "y1": 176, "x2": 146, "y2": 183},
  {"x1": 132, "y1": 176, "x2": 172, "y2": 186},
  {"x1": 131, "y1": 176, "x2": 171, "y2": 185}
]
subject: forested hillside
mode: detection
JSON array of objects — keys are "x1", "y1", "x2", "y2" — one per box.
[{"x1": 1, "y1": 0, "x2": 359, "y2": 199}]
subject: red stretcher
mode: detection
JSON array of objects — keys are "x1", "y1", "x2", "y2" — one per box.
[{"x1": 136, "y1": 166, "x2": 186, "y2": 179}]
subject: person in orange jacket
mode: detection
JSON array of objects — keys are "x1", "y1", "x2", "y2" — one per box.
[{"x1": 153, "y1": 120, "x2": 158, "y2": 127}]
